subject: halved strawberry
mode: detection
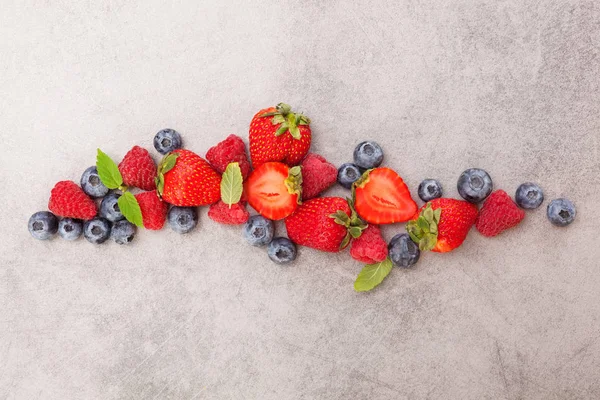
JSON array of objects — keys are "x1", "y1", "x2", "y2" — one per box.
[
  {"x1": 244, "y1": 162, "x2": 302, "y2": 220},
  {"x1": 354, "y1": 167, "x2": 417, "y2": 224}
]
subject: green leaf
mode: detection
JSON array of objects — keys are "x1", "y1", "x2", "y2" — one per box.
[
  {"x1": 275, "y1": 123, "x2": 289, "y2": 136},
  {"x1": 408, "y1": 230, "x2": 421, "y2": 244},
  {"x1": 340, "y1": 232, "x2": 351, "y2": 250},
  {"x1": 423, "y1": 205, "x2": 434, "y2": 222},
  {"x1": 288, "y1": 124, "x2": 301, "y2": 139},
  {"x1": 160, "y1": 153, "x2": 179, "y2": 174},
  {"x1": 272, "y1": 115, "x2": 285, "y2": 125},
  {"x1": 420, "y1": 233, "x2": 437, "y2": 251},
  {"x1": 96, "y1": 149, "x2": 123, "y2": 189},
  {"x1": 349, "y1": 226, "x2": 363, "y2": 238},
  {"x1": 434, "y1": 208, "x2": 442, "y2": 223},
  {"x1": 429, "y1": 223, "x2": 438, "y2": 234},
  {"x1": 354, "y1": 258, "x2": 393, "y2": 292},
  {"x1": 220, "y1": 162, "x2": 243, "y2": 207},
  {"x1": 417, "y1": 216, "x2": 429, "y2": 232},
  {"x1": 118, "y1": 191, "x2": 143, "y2": 227}
]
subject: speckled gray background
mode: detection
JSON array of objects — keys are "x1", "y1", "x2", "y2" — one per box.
[{"x1": 1, "y1": 1, "x2": 600, "y2": 399}]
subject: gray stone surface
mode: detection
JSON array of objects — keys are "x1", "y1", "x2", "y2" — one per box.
[{"x1": 1, "y1": 1, "x2": 599, "y2": 399}]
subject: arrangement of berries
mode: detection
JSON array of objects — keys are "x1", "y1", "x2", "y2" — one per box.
[{"x1": 27, "y1": 103, "x2": 577, "y2": 292}]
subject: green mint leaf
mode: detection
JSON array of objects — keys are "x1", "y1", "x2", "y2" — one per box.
[
  {"x1": 96, "y1": 149, "x2": 123, "y2": 189},
  {"x1": 354, "y1": 258, "x2": 393, "y2": 292},
  {"x1": 118, "y1": 191, "x2": 143, "y2": 227},
  {"x1": 220, "y1": 162, "x2": 243, "y2": 207}
]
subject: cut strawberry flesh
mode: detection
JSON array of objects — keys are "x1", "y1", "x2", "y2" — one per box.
[
  {"x1": 245, "y1": 162, "x2": 298, "y2": 220},
  {"x1": 354, "y1": 167, "x2": 417, "y2": 224}
]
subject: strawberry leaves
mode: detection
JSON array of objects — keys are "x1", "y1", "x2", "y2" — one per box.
[
  {"x1": 260, "y1": 102, "x2": 311, "y2": 140},
  {"x1": 96, "y1": 148, "x2": 144, "y2": 227},
  {"x1": 220, "y1": 162, "x2": 243, "y2": 208},
  {"x1": 406, "y1": 203, "x2": 441, "y2": 251},
  {"x1": 354, "y1": 257, "x2": 393, "y2": 292},
  {"x1": 155, "y1": 152, "x2": 179, "y2": 198},
  {"x1": 96, "y1": 149, "x2": 123, "y2": 190},
  {"x1": 330, "y1": 194, "x2": 368, "y2": 250}
]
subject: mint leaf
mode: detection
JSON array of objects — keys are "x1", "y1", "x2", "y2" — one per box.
[
  {"x1": 96, "y1": 149, "x2": 123, "y2": 189},
  {"x1": 220, "y1": 162, "x2": 243, "y2": 207},
  {"x1": 117, "y1": 191, "x2": 143, "y2": 227},
  {"x1": 354, "y1": 258, "x2": 393, "y2": 292}
]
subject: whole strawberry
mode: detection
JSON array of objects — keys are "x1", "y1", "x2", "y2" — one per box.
[
  {"x1": 407, "y1": 198, "x2": 478, "y2": 253},
  {"x1": 119, "y1": 146, "x2": 157, "y2": 191},
  {"x1": 206, "y1": 134, "x2": 251, "y2": 180},
  {"x1": 157, "y1": 149, "x2": 221, "y2": 207},
  {"x1": 249, "y1": 103, "x2": 311, "y2": 168},
  {"x1": 350, "y1": 225, "x2": 388, "y2": 264},
  {"x1": 285, "y1": 197, "x2": 366, "y2": 252},
  {"x1": 476, "y1": 190, "x2": 525, "y2": 237},
  {"x1": 135, "y1": 191, "x2": 168, "y2": 230},
  {"x1": 48, "y1": 181, "x2": 97, "y2": 220}
]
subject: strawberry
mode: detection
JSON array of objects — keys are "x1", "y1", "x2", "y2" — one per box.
[
  {"x1": 249, "y1": 103, "x2": 311, "y2": 168},
  {"x1": 300, "y1": 153, "x2": 337, "y2": 200},
  {"x1": 407, "y1": 198, "x2": 478, "y2": 253},
  {"x1": 208, "y1": 200, "x2": 250, "y2": 225},
  {"x1": 206, "y1": 134, "x2": 251, "y2": 180},
  {"x1": 475, "y1": 190, "x2": 525, "y2": 237},
  {"x1": 48, "y1": 181, "x2": 97, "y2": 220},
  {"x1": 135, "y1": 191, "x2": 168, "y2": 230},
  {"x1": 244, "y1": 162, "x2": 302, "y2": 220},
  {"x1": 350, "y1": 225, "x2": 388, "y2": 264},
  {"x1": 354, "y1": 167, "x2": 417, "y2": 224},
  {"x1": 285, "y1": 197, "x2": 367, "y2": 252},
  {"x1": 156, "y1": 149, "x2": 221, "y2": 207},
  {"x1": 118, "y1": 146, "x2": 157, "y2": 191}
]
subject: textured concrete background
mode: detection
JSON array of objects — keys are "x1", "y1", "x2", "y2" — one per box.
[{"x1": 1, "y1": 1, "x2": 599, "y2": 399}]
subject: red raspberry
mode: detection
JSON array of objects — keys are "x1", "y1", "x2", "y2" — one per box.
[
  {"x1": 206, "y1": 134, "x2": 251, "y2": 180},
  {"x1": 119, "y1": 146, "x2": 157, "y2": 191},
  {"x1": 135, "y1": 191, "x2": 168, "y2": 230},
  {"x1": 48, "y1": 181, "x2": 97, "y2": 220},
  {"x1": 476, "y1": 190, "x2": 525, "y2": 237},
  {"x1": 208, "y1": 201, "x2": 250, "y2": 225},
  {"x1": 350, "y1": 225, "x2": 388, "y2": 264},
  {"x1": 300, "y1": 153, "x2": 337, "y2": 200}
]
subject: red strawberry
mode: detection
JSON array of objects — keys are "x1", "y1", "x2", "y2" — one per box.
[
  {"x1": 300, "y1": 153, "x2": 337, "y2": 200},
  {"x1": 249, "y1": 103, "x2": 311, "y2": 168},
  {"x1": 244, "y1": 162, "x2": 302, "y2": 220},
  {"x1": 475, "y1": 190, "x2": 525, "y2": 237},
  {"x1": 285, "y1": 197, "x2": 366, "y2": 252},
  {"x1": 48, "y1": 181, "x2": 97, "y2": 220},
  {"x1": 135, "y1": 191, "x2": 168, "y2": 230},
  {"x1": 157, "y1": 149, "x2": 221, "y2": 207},
  {"x1": 407, "y1": 198, "x2": 478, "y2": 253},
  {"x1": 350, "y1": 225, "x2": 388, "y2": 264},
  {"x1": 354, "y1": 167, "x2": 417, "y2": 224},
  {"x1": 206, "y1": 134, "x2": 251, "y2": 180},
  {"x1": 208, "y1": 200, "x2": 250, "y2": 225},
  {"x1": 118, "y1": 146, "x2": 157, "y2": 191}
]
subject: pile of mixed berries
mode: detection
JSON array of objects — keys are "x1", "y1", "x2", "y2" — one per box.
[{"x1": 28, "y1": 103, "x2": 577, "y2": 291}]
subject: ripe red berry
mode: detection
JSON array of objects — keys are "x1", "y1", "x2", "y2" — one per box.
[
  {"x1": 135, "y1": 191, "x2": 168, "y2": 230},
  {"x1": 350, "y1": 225, "x2": 388, "y2": 264},
  {"x1": 206, "y1": 134, "x2": 251, "y2": 180},
  {"x1": 119, "y1": 146, "x2": 157, "y2": 191},
  {"x1": 48, "y1": 181, "x2": 97, "y2": 220},
  {"x1": 476, "y1": 190, "x2": 525, "y2": 237},
  {"x1": 300, "y1": 153, "x2": 337, "y2": 200},
  {"x1": 208, "y1": 201, "x2": 250, "y2": 225}
]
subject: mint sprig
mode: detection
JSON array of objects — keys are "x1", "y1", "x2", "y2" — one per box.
[
  {"x1": 354, "y1": 257, "x2": 393, "y2": 292},
  {"x1": 220, "y1": 162, "x2": 243, "y2": 208}
]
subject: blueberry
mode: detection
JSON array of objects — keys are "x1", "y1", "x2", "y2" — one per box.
[
  {"x1": 353, "y1": 141, "x2": 384, "y2": 169},
  {"x1": 100, "y1": 193, "x2": 123, "y2": 222},
  {"x1": 58, "y1": 218, "x2": 83, "y2": 241},
  {"x1": 80, "y1": 166, "x2": 109, "y2": 198},
  {"x1": 515, "y1": 182, "x2": 544, "y2": 209},
  {"x1": 243, "y1": 215, "x2": 274, "y2": 246},
  {"x1": 267, "y1": 237, "x2": 297, "y2": 264},
  {"x1": 337, "y1": 163, "x2": 363, "y2": 189},
  {"x1": 418, "y1": 179, "x2": 443, "y2": 202},
  {"x1": 154, "y1": 128, "x2": 182, "y2": 155},
  {"x1": 457, "y1": 168, "x2": 493, "y2": 203},
  {"x1": 28, "y1": 211, "x2": 58, "y2": 240},
  {"x1": 83, "y1": 217, "x2": 111, "y2": 244},
  {"x1": 168, "y1": 206, "x2": 198, "y2": 234},
  {"x1": 547, "y1": 198, "x2": 576, "y2": 227},
  {"x1": 388, "y1": 233, "x2": 420, "y2": 268},
  {"x1": 110, "y1": 220, "x2": 136, "y2": 245}
]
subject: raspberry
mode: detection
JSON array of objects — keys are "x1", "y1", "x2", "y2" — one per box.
[
  {"x1": 206, "y1": 134, "x2": 251, "y2": 180},
  {"x1": 350, "y1": 225, "x2": 388, "y2": 264},
  {"x1": 208, "y1": 201, "x2": 250, "y2": 225},
  {"x1": 300, "y1": 153, "x2": 337, "y2": 200},
  {"x1": 475, "y1": 190, "x2": 525, "y2": 237},
  {"x1": 119, "y1": 146, "x2": 157, "y2": 191},
  {"x1": 135, "y1": 191, "x2": 168, "y2": 230},
  {"x1": 48, "y1": 181, "x2": 97, "y2": 220}
]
